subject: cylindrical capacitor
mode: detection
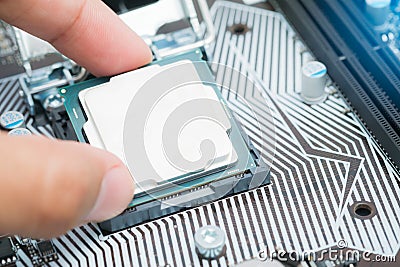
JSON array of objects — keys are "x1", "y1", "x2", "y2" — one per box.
[
  {"x1": 0, "y1": 110, "x2": 25, "y2": 130},
  {"x1": 43, "y1": 94, "x2": 64, "y2": 111},
  {"x1": 365, "y1": 0, "x2": 391, "y2": 26},
  {"x1": 194, "y1": 225, "x2": 226, "y2": 259},
  {"x1": 8, "y1": 128, "x2": 32, "y2": 136},
  {"x1": 301, "y1": 61, "x2": 328, "y2": 104}
]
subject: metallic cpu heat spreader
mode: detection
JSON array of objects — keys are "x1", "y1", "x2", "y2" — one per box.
[{"x1": 60, "y1": 49, "x2": 270, "y2": 234}]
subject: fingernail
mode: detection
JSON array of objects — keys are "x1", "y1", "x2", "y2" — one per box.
[{"x1": 84, "y1": 166, "x2": 134, "y2": 222}]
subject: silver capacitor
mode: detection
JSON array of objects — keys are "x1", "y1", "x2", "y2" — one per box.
[
  {"x1": 301, "y1": 61, "x2": 328, "y2": 104},
  {"x1": 365, "y1": 0, "x2": 391, "y2": 26},
  {"x1": 0, "y1": 110, "x2": 25, "y2": 130},
  {"x1": 8, "y1": 128, "x2": 32, "y2": 136},
  {"x1": 43, "y1": 94, "x2": 64, "y2": 111},
  {"x1": 194, "y1": 225, "x2": 226, "y2": 259}
]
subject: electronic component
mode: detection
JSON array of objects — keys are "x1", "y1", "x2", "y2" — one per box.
[
  {"x1": 61, "y1": 49, "x2": 269, "y2": 233},
  {"x1": 274, "y1": 0, "x2": 400, "y2": 168},
  {"x1": 0, "y1": 21, "x2": 24, "y2": 78},
  {"x1": 13, "y1": 26, "x2": 87, "y2": 116},
  {"x1": 0, "y1": 27, "x2": 15, "y2": 58},
  {"x1": 15, "y1": 237, "x2": 59, "y2": 266},
  {"x1": 14, "y1": 29, "x2": 59, "y2": 61},
  {"x1": 301, "y1": 61, "x2": 328, "y2": 104},
  {"x1": 79, "y1": 60, "x2": 238, "y2": 192},
  {"x1": 365, "y1": 0, "x2": 391, "y2": 26},
  {"x1": 0, "y1": 111, "x2": 24, "y2": 130},
  {"x1": 13, "y1": 27, "x2": 64, "y2": 75},
  {"x1": 0, "y1": 1, "x2": 399, "y2": 266},
  {"x1": 36, "y1": 240, "x2": 58, "y2": 263},
  {"x1": 7, "y1": 128, "x2": 32, "y2": 136},
  {"x1": 118, "y1": 0, "x2": 215, "y2": 58},
  {"x1": 194, "y1": 225, "x2": 226, "y2": 259},
  {"x1": 42, "y1": 94, "x2": 64, "y2": 112},
  {"x1": 0, "y1": 237, "x2": 17, "y2": 267}
]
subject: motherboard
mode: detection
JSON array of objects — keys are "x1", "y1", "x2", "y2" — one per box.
[{"x1": 0, "y1": 1, "x2": 399, "y2": 266}]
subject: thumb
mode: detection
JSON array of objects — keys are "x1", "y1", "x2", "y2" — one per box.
[{"x1": 0, "y1": 133, "x2": 134, "y2": 238}]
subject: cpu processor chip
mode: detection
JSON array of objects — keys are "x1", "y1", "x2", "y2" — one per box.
[
  {"x1": 79, "y1": 61, "x2": 238, "y2": 193},
  {"x1": 60, "y1": 50, "x2": 269, "y2": 233}
]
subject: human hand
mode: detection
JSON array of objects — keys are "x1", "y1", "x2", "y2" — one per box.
[{"x1": 0, "y1": 0, "x2": 152, "y2": 238}]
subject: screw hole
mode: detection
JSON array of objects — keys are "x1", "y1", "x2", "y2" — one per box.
[
  {"x1": 355, "y1": 204, "x2": 372, "y2": 217},
  {"x1": 228, "y1": 24, "x2": 250, "y2": 35},
  {"x1": 350, "y1": 201, "x2": 376, "y2": 220}
]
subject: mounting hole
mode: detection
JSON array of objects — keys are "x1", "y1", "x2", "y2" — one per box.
[
  {"x1": 355, "y1": 205, "x2": 371, "y2": 217},
  {"x1": 228, "y1": 24, "x2": 250, "y2": 35},
  {"x1": 350, "y1": 201, "x2": 377, "y2": 220}
]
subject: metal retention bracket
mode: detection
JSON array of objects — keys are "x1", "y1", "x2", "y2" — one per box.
[
  {"x1": 154, "y1": 0, "x2": 216, "y2": 58},
  {"x1": 120, "y1": 0, "x2": 216, "y2": 59}
]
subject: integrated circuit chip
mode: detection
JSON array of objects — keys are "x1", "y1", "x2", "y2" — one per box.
[
  {"x1": 79, "y1": 60, "x2": 238, "y2": 193},
  {"x1": 0, "y1": 237, "x2": 17, "y2": 267},
  {"x1": 36, "y1": 240, "x2": 58, "y2": 263},
  {"x1": 60, "y1": 49, "x2": 270, "y2": 233}
]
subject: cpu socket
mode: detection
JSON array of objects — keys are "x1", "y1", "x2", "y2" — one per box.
[{"x1": 61, "y1": 50, "x2": 269, "y2": 234}]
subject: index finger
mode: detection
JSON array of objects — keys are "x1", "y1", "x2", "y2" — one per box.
[{"x1": 0, "y1": 0, "x2": 152, "y2": 76}]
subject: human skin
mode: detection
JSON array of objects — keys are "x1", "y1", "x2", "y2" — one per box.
[{"x1": 0, "y1": 0, "x2": 152, "y2": 238}]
